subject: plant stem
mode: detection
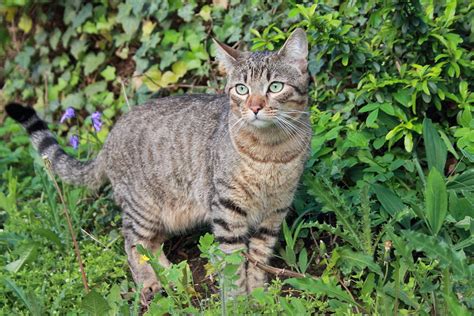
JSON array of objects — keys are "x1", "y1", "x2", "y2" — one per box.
[{"x1": 43, "y1": 157, "x2": 89, "y2": 293}]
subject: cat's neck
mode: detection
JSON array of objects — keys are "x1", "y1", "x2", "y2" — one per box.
[{"x1": 228, "y1": 114, "x2": 311, "y2": 164}]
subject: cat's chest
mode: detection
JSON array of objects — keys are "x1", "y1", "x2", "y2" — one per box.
[{"x1": 228, "y1": 157, "x2": 304, "y2": 218}]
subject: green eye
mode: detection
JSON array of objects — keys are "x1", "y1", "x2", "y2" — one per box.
[
  {"x1": 235, "y1": 84, "x2": 249, "y2": 95},
  {"x1": 269, "y1": 82, "x2": 284, "y2": 93}
]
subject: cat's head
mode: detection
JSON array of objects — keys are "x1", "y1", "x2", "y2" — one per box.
[{"x1": 214, "y1": 28, "x2": 308, "y2": 129}]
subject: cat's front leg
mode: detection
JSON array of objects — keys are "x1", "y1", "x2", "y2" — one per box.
[
  {"x1": 246, "y1": 208, "x2": 288, "y2": 293},
  {"x1": 211, "y1": 197, "x2": 249, "y2": 295}
]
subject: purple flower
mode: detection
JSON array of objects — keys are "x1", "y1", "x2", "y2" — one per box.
[
  {"x1": 60, "y1": 107, "x2": 75, "y2": 123},
  {"x1": 91, "y1": 111, "x2": 102, "y2": 132},
  {"x1": 69, "y1": 135, "x2": 79, "y2": 149}
]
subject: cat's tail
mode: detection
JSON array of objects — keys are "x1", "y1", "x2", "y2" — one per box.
[{"x1": 5, "y1": 102, "x2": 107, "y2": 190}]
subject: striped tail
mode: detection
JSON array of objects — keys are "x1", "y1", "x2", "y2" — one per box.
[{"x1": 5, "y1": 102, "x2": 107, "y2": 190}]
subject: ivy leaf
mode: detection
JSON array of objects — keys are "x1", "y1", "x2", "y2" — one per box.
[
  {"x1": 121, "y1": 16, "x2": 140, "y2": 36},
  {"x1": 143, "y1": 65, "x2": 162, "y2": 91},
  {"x1": 141, "y1": 20, "x2": 156, "y2": 37},
  {"x1": 160, "y1": 71, "x2": 179, "y2": 87},
  {"x1": 83, "y1": 52, "x2": 105, "y2": 75},
  {"x1": 70, "y1": 39, "x2": 88, "y2": 60},
  {"x1": 171, "y1": 61, "x2": 187, "y2": 78},
  {"x1": 100, "y1": 66, "x2": 116, "y2": 81},
  {"x1": 62, "y1": 92, "x2": 85, "y2": 109},
  {"x1": 199, "y1": 5, "x2": 212, "y2": 21},
  {"x1": 72, "y1": 3, "x2": 93, "y2": 28},
  {"x1": 18, "y1": 14, "x2": 33, "y2": 33}
]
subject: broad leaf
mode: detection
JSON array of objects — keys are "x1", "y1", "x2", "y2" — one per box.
[
  {"x1": 423, "y1": 118, "x2": 447, "y2": 174},
  {"x1": 372, "y1": 184, "x2": 406, "y2": 216},
  {"x1": 425, "y1": 168, "x2": 448, "y2": 235},
  {"x1": 81, "y1": 290, "x2": 111, "y2": 316}
]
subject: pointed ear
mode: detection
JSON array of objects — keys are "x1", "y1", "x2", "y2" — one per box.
[
  {"x1": 212, "y1": 38, "x2": 243, "y2": 73},
  {"x1": 278, "y1": 28, "x2": 308, "y2": 73}
]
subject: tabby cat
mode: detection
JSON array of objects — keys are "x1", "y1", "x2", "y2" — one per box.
[{"x1": 5, "y1": 28, "x2": 311, "y2": 301}]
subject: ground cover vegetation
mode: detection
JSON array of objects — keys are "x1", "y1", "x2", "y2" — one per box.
[{"x1": 0, "y1": 0, "x2": 473, "y2": 314}]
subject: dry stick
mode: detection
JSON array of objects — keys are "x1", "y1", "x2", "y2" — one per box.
[
  {"x1": 43, "y1": 157, "x2": 89, "y2": 293},
  {"x1": 120, "y1": 78, "x2": 131, "y2": 111},
  {"x1": 243, "y1": 252, "x2": 309, "y2": 279}
]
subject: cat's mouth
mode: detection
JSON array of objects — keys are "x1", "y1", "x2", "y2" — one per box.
[{"x1": 245, "y1": 112, "x2": 275, "y2": 128}]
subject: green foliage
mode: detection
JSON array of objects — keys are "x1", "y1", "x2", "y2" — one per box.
[{"x1": 1, "y1": 0, "x2": 473, "y2": 314}]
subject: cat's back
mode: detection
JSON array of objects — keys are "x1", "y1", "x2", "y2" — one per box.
[{"x1": 103, "y1": 93, "x2": 228, "y2": 180}]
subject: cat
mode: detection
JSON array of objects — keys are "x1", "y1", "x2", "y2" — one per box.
[{"x1": 5, "y1": 28, "x2": 311, "y2": 301}]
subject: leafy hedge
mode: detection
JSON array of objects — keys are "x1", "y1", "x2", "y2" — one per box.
[{"x1": 0, "y1": 0, "x2": 473, "y2": 314}]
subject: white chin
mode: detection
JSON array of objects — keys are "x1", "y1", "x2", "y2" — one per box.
[{"x1": 249, "y1": 118, "x2": 273, "y2": 128}]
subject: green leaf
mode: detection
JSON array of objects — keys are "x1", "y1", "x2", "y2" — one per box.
[
  {"x1": 285, "y1": 277, "x2": 358, "y2": 306},
  {"x1": 423, "y1": 118, "x2": 447, "y2": 174},
  {"x1": 3, "y1": 277, "x2": 43, "y2": 316},
  {"x1": 72, "y1": 3, "x2": 93, "y2": 28},
  {"x1": 339, "y1": 248, "x2": 383, "y2": 276},
  {"x1": 372, "y1": 184, "x2": 406, "y2": 216},
  {"x1": 402, "y1": 230, "x2": 470, "y2": 280},
  {"x1": 298, "y1": 248, "x2": 308, "y2": 273},
  {"x1": 81, "y1": 290, "x2": 111, "y2": 316},
  {"x1": 18, "y1": 14, "x2": 33, "y2": 33},
  {"x1": 100, "y1": 66, "x2": 116, "y2": 81},
  {"x1": 393, "y1": 89, "x2": 411, "y2": 107},
  {"x1": 425, "y1": 168, "x2": 448, "y2": 235},
  {"x1": 5, "y1": 244, "x2": 37, "y2": 273},
  {"x1": 143, "y1": 65, "x2": 162, "y2": 91},
  {"x1": 83, "y1": 52, "x2": 106, "y2": 75},
  {"x1": 447, "y1": 170, "x2": 474, "y2": 192},
  {"x1": 171, "y1": 61, "x2": 187, "y2": 78},
  {"x1": 366, "y1": 109, "x2": 379, "y2": 128},
  {"x1": 404, "y1": 132, "x2": 413, "y2": 152}
]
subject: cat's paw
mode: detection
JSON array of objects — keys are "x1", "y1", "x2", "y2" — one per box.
[{"x1": 140, "y1": 280, "x2": 161, "y2": 305}]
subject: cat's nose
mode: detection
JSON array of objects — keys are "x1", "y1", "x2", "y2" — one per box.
[
  {"x1": 250, "y1": 104, "x2": 262, "y2": 114},
  {"x1": 247, "y1": 95, "x2": 266, "y2": 114}
]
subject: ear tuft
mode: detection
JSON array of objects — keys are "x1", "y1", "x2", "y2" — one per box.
[
  {"x1": 278, "y1": 28, "x2": 308, "y2": 72},
  {"x1": 213, "y1": 38, "x2": 243, "y2": 73}
]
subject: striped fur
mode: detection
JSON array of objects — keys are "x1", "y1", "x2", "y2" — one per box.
[{"x1": 6, "y1": 28, "x2": 310, "y2": 300}]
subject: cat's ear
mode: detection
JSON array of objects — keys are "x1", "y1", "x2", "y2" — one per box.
[
  {"x1": 278, "y1": 28, "x2": 308, "y2": 73},
  {"x1": 212, "y1": 38, "x2": 242, "y2": 72}
]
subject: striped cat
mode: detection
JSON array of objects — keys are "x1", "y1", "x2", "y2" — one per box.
[{"x1": 5, "y1": 28, "x2": 311, "y2": 301}]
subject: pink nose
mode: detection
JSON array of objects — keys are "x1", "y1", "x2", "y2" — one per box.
[
  {"x1": 250, "y1": 103, "x2": 263, "y2": 114},
  {"x1": 247, "y1": 96, "x2": 266, "y2": 114}
]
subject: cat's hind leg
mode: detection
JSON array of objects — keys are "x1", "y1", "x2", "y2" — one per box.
[{"x1": 122, "y1": 209, "x2": 170, "y2": 303}]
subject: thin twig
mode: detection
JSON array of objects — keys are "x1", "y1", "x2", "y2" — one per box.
[
  {"x1": 336, "y1": 273, "x2": 360, "y2": 314},
  {"x1": 120, "y1": 78, "x2": 131, "y2": 111},
  {"x1": 43, "y1": 156, "x2": 89, "y2": 293},
  {"x1": 243, "y1": 252, "x2": 310, "y2": 279}
]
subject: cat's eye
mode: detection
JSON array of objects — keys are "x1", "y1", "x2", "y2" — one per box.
[
  {"x1": 268, "y1": 82, "x2": 284, "y2": 93},
  {"x1": 235, "y1": 84, "x2": 249, "y2": 95}
]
